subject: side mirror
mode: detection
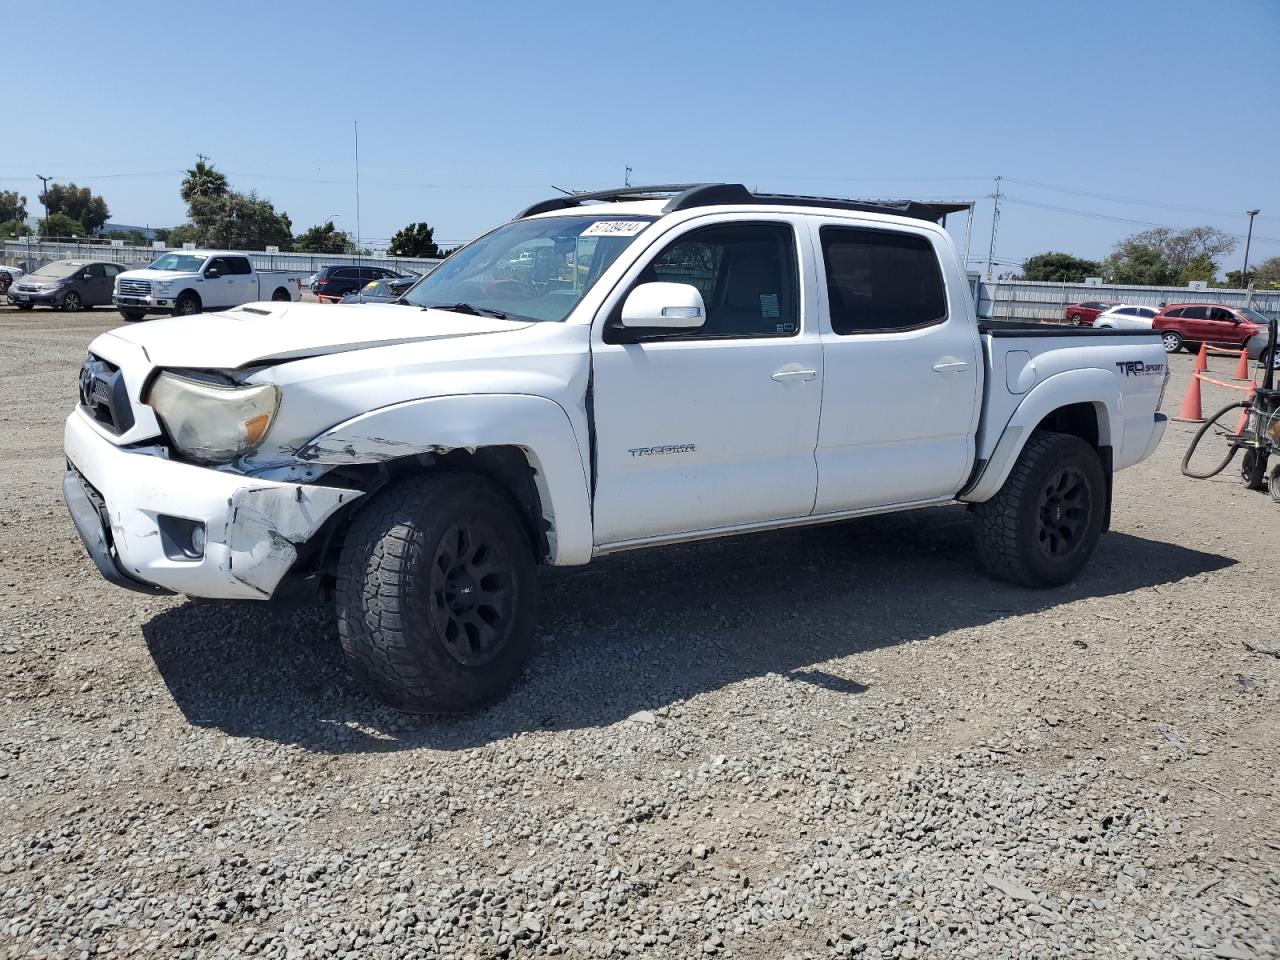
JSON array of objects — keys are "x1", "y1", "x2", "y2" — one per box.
[
  {"x1": 83, "y1": 273, "x2": 92, "y2": 281},
  {"x1": 204, "y1": 267, "x2": 221, "y2": 279},
  {"x1": 620, "y1": 282, "x2": 706, "y2": 331}
]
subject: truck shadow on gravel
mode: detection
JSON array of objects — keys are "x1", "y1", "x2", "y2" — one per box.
[{"x1": 140, "y1": 505, "x2": 1233, "y2": 753}]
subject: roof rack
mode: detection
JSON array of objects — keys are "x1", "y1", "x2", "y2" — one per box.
[{"x1": 515, "y1": 183, "x2": 967, "y2": 223}]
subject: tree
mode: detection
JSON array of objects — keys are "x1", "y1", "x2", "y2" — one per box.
[
  {"x1": 0, "y1": 191, "x2": 27, "y2": 224},
  {"x1": 180, "y1": 158, "x2": 229, "y2": 204},
  {"x1": 1224, "y1": 257, "x2": 1280, "y2": 289},
  {"x1": 1020, "y1": 252, "x2": 1102, "y2": 283},
  {"x1": 1102, "y1": 225, "x2": 1236, "y2": 286},
  {"x1": 165, "y1": 224, "x2": 201, "y2": 247},
  {"x1": 1176, "y1": 253, "x2": 1217, "y2": 286},
  {"x1": 294, "y1": 220, "x2": 353, "y2": 254},
  {"x1": 39, "y1": 212, "x2": 88, "y2": 238},
  {"x1": 41, "y1": 182, "x2": 111, "y2": 234},
  {"x1": 389, "y1": 221, "x2": 442, "y2": 258},
  {"x1": 0, "y1": 219, "x2": 31, "y2": 239},
  {"x1": 189, "y1": 191, "x2": 293, "y2": 251}
]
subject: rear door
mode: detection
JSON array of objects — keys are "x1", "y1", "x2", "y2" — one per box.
[
  {"x1": 810, "y1": 219, "x2": 981, "y2": 511},
  {"x1": 100, "y1": 263, "x2": 124, "y2": 305},
  {"x1": 1180, "y1": 305, "x2": 1211, "y2": 341}
]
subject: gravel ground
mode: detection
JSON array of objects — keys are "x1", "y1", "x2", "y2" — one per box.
[{"x1": 1, "y1": 305, "x2": 1277, "y2": 960}]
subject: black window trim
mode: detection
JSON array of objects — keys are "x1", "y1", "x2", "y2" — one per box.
[
  {"x1": 603, "y1": 219, "x2": 802, "y2": 345},
  {"x1": 819, "y1": 223, "x2": 950, "y2": 337}
]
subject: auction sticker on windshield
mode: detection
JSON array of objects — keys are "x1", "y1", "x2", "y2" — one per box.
[{"x1": 581, "y1": 220, "x2": 648, "y2": 237}]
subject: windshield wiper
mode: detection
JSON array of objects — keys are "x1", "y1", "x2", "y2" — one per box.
[{"x1": 423, "y1": 302, "x2": 508, "y2": 320}]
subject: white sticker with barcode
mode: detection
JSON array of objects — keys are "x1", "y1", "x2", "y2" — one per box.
[{"x1": 581, "y1": 220, "x2": 648, "y2": 237}]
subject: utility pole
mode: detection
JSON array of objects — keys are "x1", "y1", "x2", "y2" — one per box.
[
  {"x1": 353, "y1": 121, "x2": 362, "y2": 261},
  {"x1": 1241, "y1": 208, "x2": 1260, "y2": 286},
  {"x1": 37, "y1": 175, "x2": 53, "y2": 237},
  {"x1": 985, "y1": 175, "x2": 1002, "y2": 279}
]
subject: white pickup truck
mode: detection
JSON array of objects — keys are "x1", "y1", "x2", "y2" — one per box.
[
  {"x1": 112, "y1": 250, "x2": 304, "y2": 321},
  {"x1": 64, "y1": 184, "x2": 1168, "y2": 712}
]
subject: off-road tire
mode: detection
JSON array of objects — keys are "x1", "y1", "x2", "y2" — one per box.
[
  {"x1": 335, "y1": 473, "x2": 538, "y2": 713},
  {"x1": 973, "y1": 431, "x2": 1107, "y2": 587},
  {"x1": 120, "y1": 309, "x2": 146, "y2": 322}
]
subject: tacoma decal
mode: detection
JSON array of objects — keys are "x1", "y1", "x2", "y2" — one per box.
[
  {"x1": 628, "y1": 444, "x2": 696, "y2": 457},
  {"x1": 1115, "y1": 360, "x2": 1165, "y2": 377}
]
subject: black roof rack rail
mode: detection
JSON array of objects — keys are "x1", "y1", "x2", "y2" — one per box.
[
  {"x1": 515, "y1": 184, "x2": 707, "y2": 219},
  {"x1": 516, "y1": 183, "x2": 968, "y2": 224}
]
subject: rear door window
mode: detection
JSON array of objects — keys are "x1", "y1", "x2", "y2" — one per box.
[
  {"x1": 820, "y1": 227, "x2": 947, "y2": 334},
  {"x1": 227, "y1": 257, "x2": 253, "y2": 275},
  {"x1": 1181, "y1": 306, "x2": 1208, "y2": 320}
]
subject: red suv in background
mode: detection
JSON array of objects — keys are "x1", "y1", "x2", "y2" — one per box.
[
  {"x1": 1152, "y1": 303, "x2": 1263, "y2": 355},
  {"x1": 1064, "y1": 300, "x2": 1117, "y2": 326}
]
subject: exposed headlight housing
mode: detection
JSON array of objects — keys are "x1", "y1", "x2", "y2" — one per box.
[{"x1": 146, "y1": 372, "x2": 280, "y2": 463}]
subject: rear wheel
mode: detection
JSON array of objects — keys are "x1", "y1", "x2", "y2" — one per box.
[
  {"x1": 335, "y1": 473, "x2": 538, "y2": 713},
  {"x1": 974, "y1": 431, "x2": 1107, "y2": 587},
  {"x1": 1241, "y1": 448, "x2": 1269, "y2": 491},
  {"x1": 1161, "y1": 330, "x2": 1183, "y2": 353},
  {"x1": 1183, "y1": 340, "x2": 1200, "y2": 354},
  {"x1": 271, "y1": 287, "x2": 290, "y2": 301},
  {"x1": 1269, "y1": 464, "x2": 1280, "y2": 504}
]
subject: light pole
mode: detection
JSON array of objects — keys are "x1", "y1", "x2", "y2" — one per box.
[
  {"x1": 36, "y1": 175, "x2": 53, "y2": 236},
  {"x1": 1241, "y1": 209, "x2": 1261, "y2": 287}
]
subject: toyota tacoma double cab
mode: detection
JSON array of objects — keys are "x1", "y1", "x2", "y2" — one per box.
[
  {"x1": 64, "y1": 184, "x2": 1169, "y2": 712},
  {"x1": 113, "y1": 250, "x2": 304, "y2": 321}
]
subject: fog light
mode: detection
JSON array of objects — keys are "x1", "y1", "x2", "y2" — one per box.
[{"x1": 157, "y1": 515, "x2": 206, "y2": 560}]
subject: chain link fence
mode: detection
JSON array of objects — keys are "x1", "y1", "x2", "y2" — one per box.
[{"x1": 1, "y1": 237, "x2": 444, "y2": 278}]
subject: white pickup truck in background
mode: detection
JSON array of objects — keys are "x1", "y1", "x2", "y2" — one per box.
[
  {"x1": 65, "y1": 183, "x2": 1168, "y2": 712},
  {"x1": 112, "y1": 250, "x2": 304, "y2": 321}
]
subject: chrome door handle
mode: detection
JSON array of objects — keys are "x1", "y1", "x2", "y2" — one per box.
[
  {"x1": 932, "y1": 360, "x2": 970, "y2": 373},
  {"x1": 772, "y1": 368, "x2": 817, "y2": 382}
]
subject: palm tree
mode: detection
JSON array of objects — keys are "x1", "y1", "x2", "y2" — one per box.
[{"x1": 180, "y1": 159, "x2": 228, "y2": 204}]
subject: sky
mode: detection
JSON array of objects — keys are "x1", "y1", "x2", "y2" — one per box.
[{"x1": 4, "y1": 0, "x2": 1279, "y2": 273}]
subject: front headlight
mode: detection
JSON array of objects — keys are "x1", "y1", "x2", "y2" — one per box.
[{"x1": 146, "y1": 372, "x2": 280, "y2": 463}]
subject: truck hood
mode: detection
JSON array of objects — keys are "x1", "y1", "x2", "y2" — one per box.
[
  {"x1": 116, "y1": 268, "x2": 198, "y2": 281},
  {"x1": 102, "y1": 301, "x2": 534, "y2": 368}
]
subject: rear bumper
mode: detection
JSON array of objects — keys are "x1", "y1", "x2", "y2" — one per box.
[{"x1": 63, "y1": 410, "x2": 360, "y2": 599}]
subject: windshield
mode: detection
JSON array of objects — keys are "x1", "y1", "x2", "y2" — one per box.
[
  {"x1": 148, "y1": 253, "x2": 207, "y2": 272},
  {"x1": 1239, "y1": 307, "x2": 1274, "y2": 325},
  {"x1": 400, "y1": 215, "x2": 655, "y2": 321},
  {"x1": 32, "y1": 260, "x2": 81, "y2": 278}
]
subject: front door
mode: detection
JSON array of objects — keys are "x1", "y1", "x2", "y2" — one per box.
[
  {"x1": 1205, "y1": 306, "x2": 1244, "y2": 345},
  {"x1": 591, "y1": 218, "x2": 823, "y2": 545},
  {"x1": 810, "y1": 220, "x2": 981, "y2": 512}
]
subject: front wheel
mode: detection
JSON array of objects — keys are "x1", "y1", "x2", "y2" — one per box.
[
  {"x1": 16, "y1": 303, "x2": 33, "y2": 311},
  {"x1": 119, "y1": 309, "x2": 146, "y2": 322},
  {"x1": 1161, "y1": 330, "x2": 1184, "y2": 353},
  {"x1": 61, "y1": 290, "x2": 83, "y2": 311},
  {"x1": 973, "y1": 431, "x2": 1107, "y2": 587},
  {"x1": 335, "y1": 473, "x2": 538, "y2": 713},
  {"x1": 1269, "y1": 464, "x2": 1280, "y2": 504},
  {"x1": 173, "y1": 293, "x2": 200, "y2": 316}
]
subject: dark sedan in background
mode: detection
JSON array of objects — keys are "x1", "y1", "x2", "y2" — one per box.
[
  {"x1": 311, "y1": 265, "x2": 409, "y2": 302},
  {"x1": 338, "y1": 276, "x2": 418, "y2": 304},
  {"x1": 7, "y1": 260, "x2": 126, "y2": 311}
]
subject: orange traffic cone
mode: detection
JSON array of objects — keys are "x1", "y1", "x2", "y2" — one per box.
[
  {"x1": 1194, "y1": 343, "x2": 1208, "y2": 373},
  {"x1": 1173, "y1": 373, "x2": 1205, "y2": 423},
  {"x1": 1233, "y1": 347, "x2": 1251, "y2": 381},
  {"x1": 1235, "y1": 383, "x2": 1256, "y2": 435}
]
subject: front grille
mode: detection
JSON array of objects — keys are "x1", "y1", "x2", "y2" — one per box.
[
  {"x1": 14, "y1": 284, "x2": 39, "y2": 293},
  {"x1": 118, "y1": 279, "x2": 151, "y2": 297},
  {"x1": 78, "y1": 355, "x2": 135, "y2": 435}
]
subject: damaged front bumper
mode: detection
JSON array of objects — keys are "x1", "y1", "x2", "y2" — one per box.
[{"x1": 63, "y1": 410, "x2": 360, "y2": 600}]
